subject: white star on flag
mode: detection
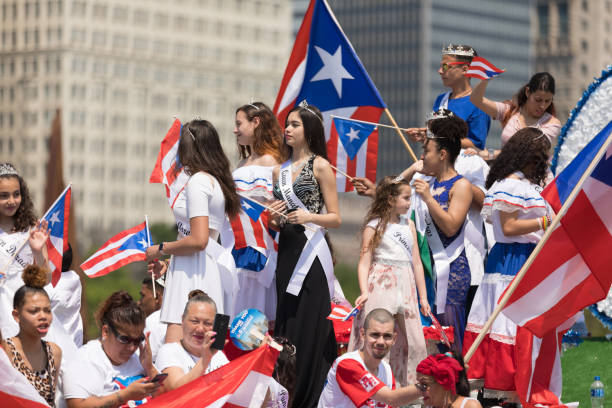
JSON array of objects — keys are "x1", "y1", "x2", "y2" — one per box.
[
  {"x1": 310, "y1": 45, "x2": 354, "y2": 98},
  {"x1": 346, "y1": 127, "x2": 360, "y2": 142},
  {"x1": 48, "y1": 211, "x2": 61, "y2": 228},
  {"x1": 242, "y1": 201, "x2": 253, "y2": 211},
  {"x1": 138, "y1": 238, "x2": 149, "y2": 248}
]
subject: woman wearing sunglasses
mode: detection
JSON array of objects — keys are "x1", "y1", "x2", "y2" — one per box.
[
  {"x1": 416, "y1": 353, "x2": 481, "y2": 408},
  {"x1": 65, "y1": 291, "x2": 161, "y2": 408},
  {"x1": 407, "y1": 44, "x2": 490, "y2": 151}
]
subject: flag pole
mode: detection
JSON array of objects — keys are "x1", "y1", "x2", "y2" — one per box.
[
  {"x1": 328, "y1": 163, "x2": 353, "y2": 181},
  {"x1": 144, "y1": 215, "x2": 156, "y2": 300},
  {"x1": 330, "y1": 115, "x2": 413, "y2": 132},
  {"x1": 464, "y1": 129, "x2": 612, "y2": 362},
  {"x1": 383, "y1": 108, "x2": 418, "y2": 162}
]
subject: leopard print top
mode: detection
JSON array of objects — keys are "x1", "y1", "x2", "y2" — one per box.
[
  {"x1": 5, "y1": 337, "x2": 57, "y2": 407},
  {"x1": 273, "y1": 155, "x2": 324, "y2": 214}
]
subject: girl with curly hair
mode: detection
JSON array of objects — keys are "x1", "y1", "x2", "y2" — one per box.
[
  {"x1": 348, "y1": 176, "x2": 429, "y2": 386},
  {"x1": 225, "y1": 101, "x2": 285, "y2": 323},
  {"x1": 0, "y1": 163, "x2": 50, "y2": 339},
  {"x1": 463, "y1": 128, "x2": 554, "y2": 400}
]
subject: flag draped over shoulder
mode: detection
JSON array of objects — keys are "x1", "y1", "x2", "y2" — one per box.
[
  {"x1": 141, "y1": 345, "x2": 279, "y2": 408},
  {"x1": 149, "y1": 119, "x2": 189, "y2": 209},
  {"x1": 273, "y1": 0, "x2": 386, "y2": 192},
  {"x1": 501, "y1": 120, "x2": 612, "y2": 337},
  {"x1": 42, "y1": 185, "x2": 71, "y2": 286},
  {"x1": 0, "y1": 348, "x2": 50, "y2": 407},
  {"x1": 80, "y1": 222, "x2": 151, "y2": 278}
]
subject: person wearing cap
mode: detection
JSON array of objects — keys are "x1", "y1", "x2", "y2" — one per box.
[
  {"x1": 318, "y1": 309, "x2": 420, "y2": 408},
  {"x1": 138, "y1": 274, "x2": 166, "y2": 362},
  {"x1": 416, "y1": 352, "x2": 481, "y2": 408}
]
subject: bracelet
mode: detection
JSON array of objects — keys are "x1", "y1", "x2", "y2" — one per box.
[
  {"x1": 158, "y1": 242, "x2": 166, "y2": 255},
  {"x1": 541, "y1": 216, "x2": 548, "y2": 231}
]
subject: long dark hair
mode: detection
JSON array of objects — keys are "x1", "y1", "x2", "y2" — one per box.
[
  {"x1": 177, "y1": 119, "x2": 240, "y2": 218},
  {"x1": 284, "y1": 104, "x2": 328, "y2": 160},
  {"x1": 272, "y1": 336, "x2": 297, "y2": 407},
  {"x1": 450, "y1": 352, "x2": 470, "y2": 397},
  {"x1": 236, "y1": 102, "x2": 286, "y2": 163},
  {"x1": 486, "y1": 127, "x2": 551, "y2": 189},
  {"x1": 96, "y1": 290, "x2": 145, "y2": 330},
  {"x1": 502, "y1": 72, "x2": 556, "y2": 127},
  {"x1": 0, "y1": 164, "x2": 37, "y2": 232},
  {"x1": 362, "y1": 176, "x2": 411, "y2": 252},
  {"x1": 426, "y1": 111, "x2": 466, "y2": 165}
]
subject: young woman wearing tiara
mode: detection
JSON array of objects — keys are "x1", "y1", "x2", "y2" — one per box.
[
  {"x1": 463, "y1": 128, "x2": 554, "y2": 401},
  {"x1": 348, "y1": 176, "x2": 429, "y2": 386},
  {"x1": 411, "y1": 111, "x2": 473, "y2": 353},
  {"x1": 222, "y1": 101, "x2": 285, "y2": 323},
  {"x1": 146, "y1": 120, "x2": 240, "y2": 343},
  {"x1": 0, "y1": 163, "x2": 50, "y2": 339},
  {"x1": 2, "y1": 265, "x2": 62, "y2": 407},
  {"x1": 269, "y1": 101, "x2": 341, "y2": 407}
]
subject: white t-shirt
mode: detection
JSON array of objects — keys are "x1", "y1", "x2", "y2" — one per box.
[
  {"x1": 63, "y1": 339, "x2": 149, "y2": 406},
  {"x1": 155, "y1": 341, "x2": 229, "y2": 375},
  {"x1": 144, "y1": 310, "x2": 167, "y2": 362},
  {"x1": 45, "y1": 270, "x2": 83, "y2": 347},
  {"x1": 318, "y1": 351, "x2": 395, "y2": 408}
]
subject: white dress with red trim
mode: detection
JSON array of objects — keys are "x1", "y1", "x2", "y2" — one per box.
[
  {"x1": 463, "y1": 172, "x2": 550, "y2": 397},
  {"x1": 318, "y1": 350, "x2": 395, "y2": 408},
  {"x1": 223, "y1": 165, "x2": 278, "y2": 320}
]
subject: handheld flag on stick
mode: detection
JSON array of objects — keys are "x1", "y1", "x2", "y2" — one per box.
[
  {"x1": 274, "y1": 0, "x2": 386, "y2": 192},
  {"x1": 464, "y1": 57, "x2": 505, "y2": 80},
  {"x1": 42, "y1": 185, "x2": 71, "y2": 286},
  {"x1": 327, "y1": 304, "x2": 360, "y2": 322},
  {"x1": 81, "y1": 221, "x2": 151, "y2": 278},
  {"x1": 149, "y1": 119, "x2": 189, "y2": 209}
]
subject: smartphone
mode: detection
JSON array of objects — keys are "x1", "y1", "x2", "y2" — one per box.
[
  {"x1": 148, "y1": 373, "x2": 168, "y2": 384},
  {"x1": 211, "y1": 313, "x2": 230, "y2": 350}
]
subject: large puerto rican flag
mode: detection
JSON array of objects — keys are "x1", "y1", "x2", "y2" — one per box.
[
  {"x1": 42, "y1": 185, "x2": 71, "y2": 287},
  {"x1": 501, "y1": 119, "x2": 612, "y2": 337},
  {"x1": 273, "y1": 0, "x2": 386, "y2": 192},
  {"x1": 149, "y1": 119, "x2": 189, "y2": 209},
  {"x1": 141, "y1": 345, "x2": 279, "y2": 407},
  {"x1": 80, "y1": 222, "x2": 151, "y2": 278}
]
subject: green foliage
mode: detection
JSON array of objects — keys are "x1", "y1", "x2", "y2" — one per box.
[
  {"x1": 149, "y1": 222, "x2": 178, "y2": 245},
  {"x1": 561, "y1": 338, "x2": 612, "y2": 406},
  {"x1": 335, "y1": 262, "x2": 359, "y2": 305}
]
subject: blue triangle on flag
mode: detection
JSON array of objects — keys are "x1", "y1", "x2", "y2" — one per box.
[
  {"x1": 240, "y1": 196, "x2": 265, "y2": 221},
  {"x1": 333, "y1": 117, "x2": 376, "y2": 160},
  {"x1": 119, "y1": 227, "x2": 149, "y2": 252},
  {"x1": 44, "y1": 197, "x2": 66, "y2": 238}
]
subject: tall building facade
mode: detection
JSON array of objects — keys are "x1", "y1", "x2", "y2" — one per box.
[
  {"x1": 296, "y1": 0, "x2": 532, "y2": 175},
  {"x1": 533, "y1": 0, "x2": 612, "y2": 123},
  {"x1": 0, "y1": 0, "x2": 291, "y2": 248}
]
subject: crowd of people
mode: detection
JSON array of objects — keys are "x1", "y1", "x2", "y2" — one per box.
[{"x1": 0, "y1": 42, "x2": 562, "y2": 408}]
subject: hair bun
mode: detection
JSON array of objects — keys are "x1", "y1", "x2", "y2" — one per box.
[
  {"x1": 188, "y1": 289, "x2": 207, "y2": 300},
  {"x1": 21, "y1": 264, "x2": 49, "y2": 288}
]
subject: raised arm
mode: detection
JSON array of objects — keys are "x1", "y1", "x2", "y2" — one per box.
[{"x1": 470, "y1": 79, "x2": 499, "y2": 118}]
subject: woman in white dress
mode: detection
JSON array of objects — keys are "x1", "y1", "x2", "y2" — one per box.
[
  {"x1": 146, "y1": 120, "x2": 241, "y2": 343},
  {"x1": 224, "y1": 102, "x2": 285, "y2": 322},
  {"x1": 0, "y1": 163, "x2": 50, "y2": 339}
]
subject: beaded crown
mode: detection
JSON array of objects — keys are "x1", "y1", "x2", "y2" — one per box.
[
  {"x1": 0, "y1": 163, "x2": 18, "y2": 177},
  {"x1": 441, "y1": 43, "x2": 475, "y2": 57}
]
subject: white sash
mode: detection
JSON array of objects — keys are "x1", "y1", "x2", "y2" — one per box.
[
  {"x1": 439, "y1": 92, "x2": 451, "y2": 110},
  {"x1": 411, "y1": 179, "x2": 466, "y2": 313},
  {"x1": 278, "y1": 160, "x2": 335, "y2": 297},
  {"x1": 368, "y1": 219, "x2": 413, "y2": 261},
  {"x1": 206, "y1": 237, "x2": 238, "y2": 318}
]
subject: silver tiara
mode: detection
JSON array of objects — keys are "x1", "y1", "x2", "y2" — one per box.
[
  {"x1": 425, "y1": 109, "x2": 454, "y2": 122},
  {"x1": 298, "y1": 99, "x2": 323, "y2": 123},
  {"x1": 0, "y1": 163, "x2": 18, "y2": 177},
  {"x1": 185, "y1": 126, "x2": 196, "y2": 142},
  {"x1": 426, "y1": 128, "x2": 445, "y2": 140},
  {"x1": 248, "y1": 97, "x2": 260, "y2": 111},
  {"x1": 392, "y1": 175, "x2": 405, "y2": 183},
  {"x1": 442, "y1": 43, "x2": 475, "y2": 57}
]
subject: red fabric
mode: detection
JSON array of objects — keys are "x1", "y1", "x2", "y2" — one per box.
[
  {"x1": 423, "y1": 325, "x2": 455, "y2": 343},
  {"x1": 463, "y1": 331, "x2": 516, "y2": 391},
  {"x1": 336, "y1": 359, "x2": 385, "y2": 406},
  {"x1": 0, "y1": 391, "x2": 49, "y2": 408},
  {"x1": 416, "y1": 354, "x2": 463, "y2": 394}
]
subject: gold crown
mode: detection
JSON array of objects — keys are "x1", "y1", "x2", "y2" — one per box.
[{"x1": 441, "y1": 43, "x2": 475, "y2": 57}]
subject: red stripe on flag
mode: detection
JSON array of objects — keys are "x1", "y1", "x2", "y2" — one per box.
[
  {"x1": 230, "y1": 216, "x2": 247, "y2": 250},
  {"x1": 0, "y1": 390, "x2": 49, "y2": 408},
  {"x1": 251, "y1": 218, "x2": 266, "y2": 249},
  {"x1": 345, "y1": 150, "x2": 357, "y2": 192},
  {"x1": 80, "y1": 223, "x2": 147, "y2": 269},
  {"x1": 86, "y1": 253, "x2": 147, "y2": 278},
  {"x1": 149, "y1": 119, "x2": 181, "y2": 183},
  {"x1": 541, "y1": 181, "x2": 563, "y2": 213},
  {"x1": 366, "y1": 128, "x2": 379, "y2": 183},
  {"x1": 562, "y1": 190, "x2": 612, "y2": 286},
  {"x1": 327, "y1": 121, "x2": 339, "y2": 168}
]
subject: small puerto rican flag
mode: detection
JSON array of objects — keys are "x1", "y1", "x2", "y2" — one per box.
[
  {"x1": 328, "y1": 304, "x2": 360, "y2": 322},
  {"x1": 43, "y1": 185, "x2": 71, "y2": 287},
  {"x1": 465, "y1": 56, "x2": 505, "y2": 80},
  {"x1": 81, "y1": 221, "x2": 151, "y2": 278},
  {"x1": 239, "y1": 195, "x2": 266, "y2": 222}
]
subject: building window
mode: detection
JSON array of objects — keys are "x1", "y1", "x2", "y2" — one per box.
[
  {"x1": 558, "y1": 2, "x2": 569, "y2": 37},
  {"x1": 92, "y1": 31, "x2": 106, "y2": 47},
  {"x1": 92, "y1": 3, "x2": 107, "y2": 19},
  {"x1": 581, "y1": 39, "x2": 588, "y2": 51},
  {"x1": 134, "y1": 9, "x2": 148, "y2": 25},
  {"x1": 582, "y1": 0, "x2": 588, "y2": 11},
  {"x1": 537, "y1": 4, "x2": 549, "y2": 37},
  {"x1": 112, "y1": 6, "x2": 128, "y2": 22},
  {"x1": 154, "y1": 13, "x2": 168, "y2": 27}
]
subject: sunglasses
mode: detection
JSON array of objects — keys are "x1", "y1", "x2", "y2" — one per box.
[
  {"x1": 415, "y1": 381, "x2": 432, "y2": 392},
  {"x1": 439, "y1": 62, "x2": 468, "y2": 73},
  {"x1": 108, "y1": 324, "x2": 145, "y2": 346}
]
